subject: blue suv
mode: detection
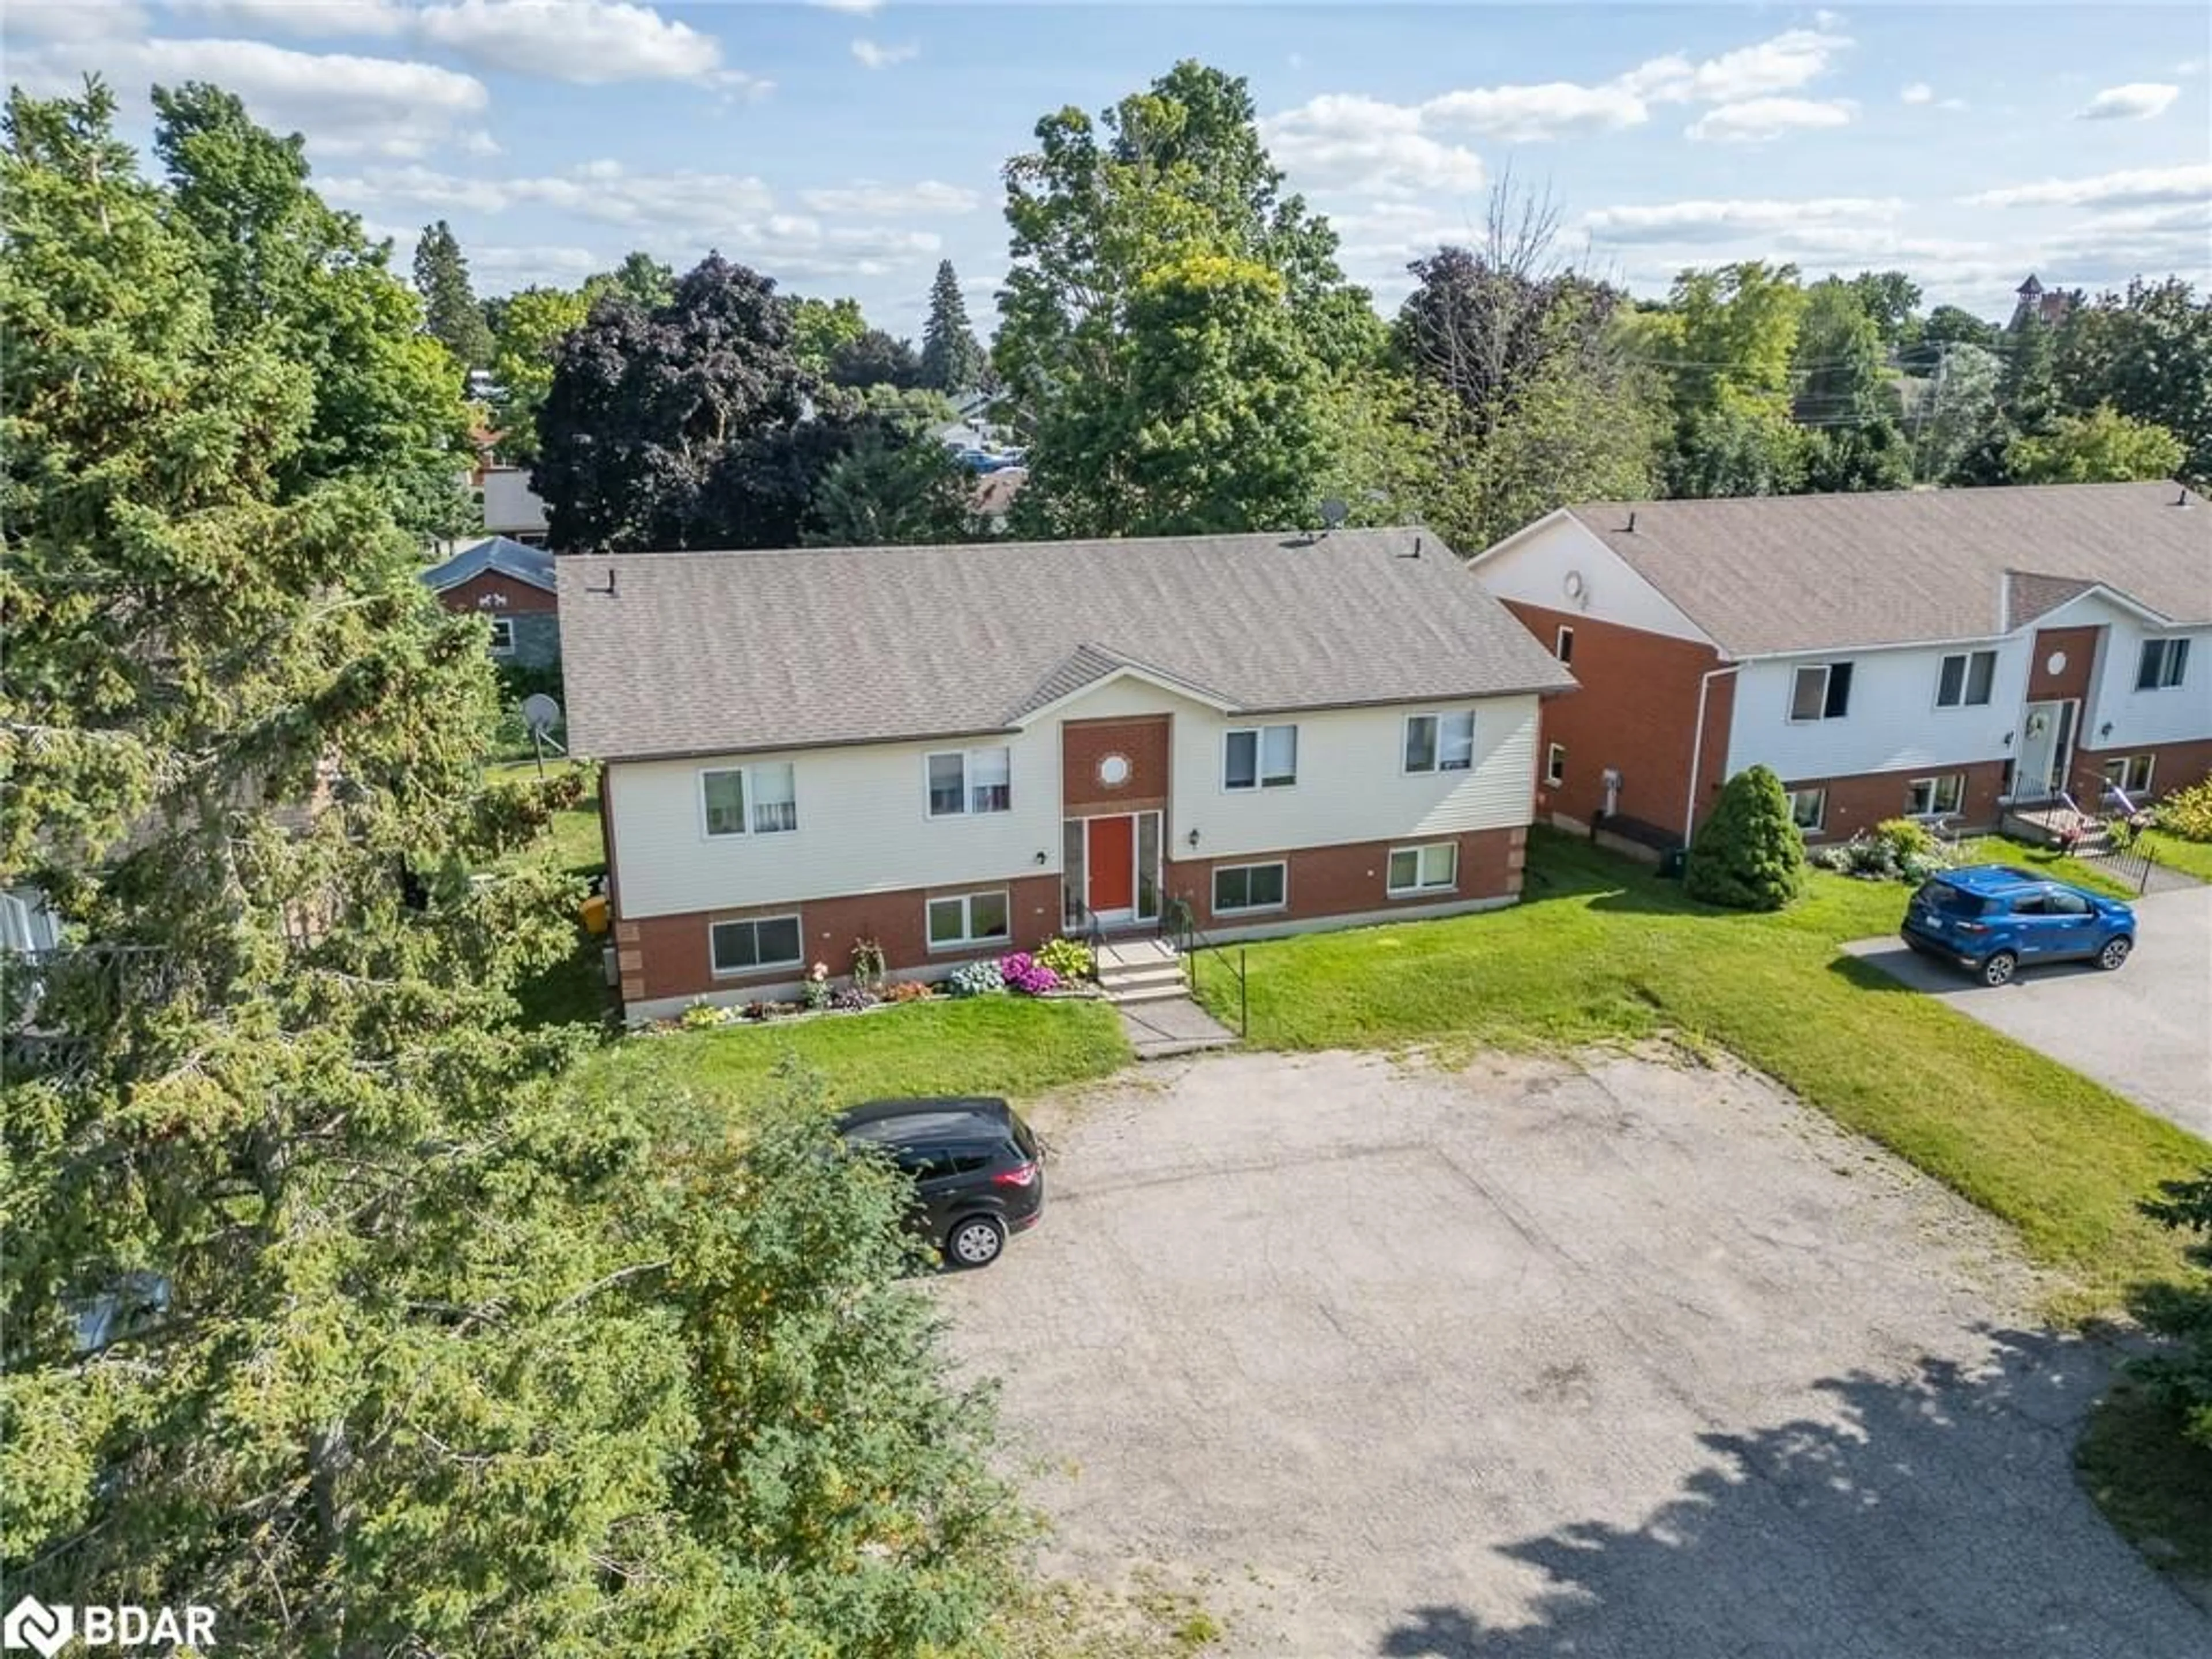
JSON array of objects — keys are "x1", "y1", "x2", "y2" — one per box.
[{"x1": 1901, "y1": 865, "x2": 2135, "y2": 987}]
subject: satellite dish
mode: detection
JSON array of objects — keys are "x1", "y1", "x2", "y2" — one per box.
[
  {"x1": 1319, "y1": 497, "x2": 1348, "y2": 531},
  {"x1": 521, "y1": 694, "x2": 563, "y2": 736}
]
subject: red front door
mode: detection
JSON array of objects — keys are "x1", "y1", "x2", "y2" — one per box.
[{"x1": 1086, "y1": 815, "x2": 1135, "y2": 914}]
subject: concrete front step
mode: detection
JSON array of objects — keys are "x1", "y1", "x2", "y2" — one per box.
[
  {"x1": 1099, "y1": 960, "x2": 1188, "y2": 990},
  {"x1": 1114, "y1": 993, "x2": 1239, "y2": 1059},
  {"x1": 1106, "y1": 982, "x2": 1194, "y2": 1007}
]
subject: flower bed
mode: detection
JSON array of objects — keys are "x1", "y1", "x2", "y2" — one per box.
[{"x1": 640, "y1": 940, "x2": 1101, "y2": 1036}]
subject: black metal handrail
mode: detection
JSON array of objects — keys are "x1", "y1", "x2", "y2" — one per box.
[{"x1": 1161, "y1": 895, "x2": 1247, "y2": 1040}]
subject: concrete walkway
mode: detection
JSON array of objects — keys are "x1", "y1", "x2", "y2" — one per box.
[
  {"x1": 1113, "y1": 994, "x2": 1238, "y2": 1060},
  {"x1": 1845, "y1": 885, "x2": 2212, "y2": 1139}
]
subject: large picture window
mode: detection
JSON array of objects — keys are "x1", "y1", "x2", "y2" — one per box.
[
  {"x1": 926, "y1": 891, "x2": 1011, "y2": 949},
  {"x1": 709, "y1": 914, "x2": 803, "y2": 976},
  {"x1": 927, "y1": 747, "x2": 1012, "y2": 817},
  {"x1": 1386, "y1": 842, "x2": 1458, "y2": 896},
  {"x1": 1211, "y1": 862, "x2": 1287, "y2": 914},
  {"x1": 1404, "y1": 710, "x2": 1476, "y2": 774},
  {"x1": 1224, "y1": 724, "x2": 1298, "y2": 790}
]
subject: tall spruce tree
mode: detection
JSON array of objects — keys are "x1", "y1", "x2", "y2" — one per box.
[
  {"x1": 413, "y1": 217, "x2": 494, "y2": 369},
  {"x1": 3, "y1": 84, "x2": 1028, "y2": 1655},
  {"x1": 919, "y1": 259, "x2": 986, "y2": 392}
]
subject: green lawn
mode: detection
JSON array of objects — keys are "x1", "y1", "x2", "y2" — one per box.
[
  {"x1": 577, "y1": 997, "x2": 1130, "y2": 1115},
  {"x1": 1193, "y1": 831, "x2": 2207, "y2": 1318},
  {"x1": 2137, "y1": 829, "x2": 2212, "y2": 884}
]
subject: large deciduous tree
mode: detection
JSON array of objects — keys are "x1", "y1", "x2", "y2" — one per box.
[
  {"x1": 413, "y1": 217, "x2": 494, "y2": 369},
  {"x1": 532, "y1": 254, "x2": 812, "y2": 551},
  {"x1": 2005, "y1": 403, "x2": 2186, "y2": 483},
  {"x1": 997, "y1": 60, "x2": 1372, "y2": 534},
  {"x1": 2054, "y1": 278, "x2": 2212, "y2": 486},
  {"x1": 919, "y1": 259, "x2": 988, "y2": 392},
  {"x1": 3, "y1": 84, "x2": 1032, "y2": 1656},
  {"x1": 487, "y1": 283, "x2": 592, "y2": 463},
  {"x1": 1648, "y1": 262, "x2": 1809, "y2": 498},
  {"x1": 150, "y1": 81, "x2": 476, "y2": 539}
]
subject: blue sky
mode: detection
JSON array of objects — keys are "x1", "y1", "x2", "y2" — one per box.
[{"x1": 6, "y1": 2, "x2": 2208, "y2": 336}]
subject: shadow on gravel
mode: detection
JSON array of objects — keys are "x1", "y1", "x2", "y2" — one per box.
[{"x1": 1380, "y1": 1326, "x2": 2207, "y2": 1659}]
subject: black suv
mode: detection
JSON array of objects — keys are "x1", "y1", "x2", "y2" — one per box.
[{"x1": 833, "y1": 1097, "x2": 1044, "y2": 1269}]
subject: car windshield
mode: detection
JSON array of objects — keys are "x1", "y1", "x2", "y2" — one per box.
[{"x1": 1913, "y1": 881, "x2": 1988, "y2": 917}]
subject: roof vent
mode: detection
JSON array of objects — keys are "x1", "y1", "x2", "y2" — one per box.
[
  {"x1": 586, "y1": 565, "x2": 618, "y2": 597},
  {"x1": 1395, "y1": 534, "x2": 1422, "y2": 559},
  {"x1": 1626, "y1": 511, "x2": 1637, "y2": 533},
  {"x1": 1318, "y1": 497, "x2": 1347, "y2": 532},
  {"x1": 2177, "y1": 488, "x2": 2193, "y2": 508}
]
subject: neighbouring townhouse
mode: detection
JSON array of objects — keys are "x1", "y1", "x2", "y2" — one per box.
[
  {"x1": 422, "y1": 535, "x2": 561, "y2": 667},
  {"x1": 1470, "y1": 482, "x2": 2211, "y2": 848},
  {"x1": 559, "y1": 529, "x2": 1576, "y2": 1021}
]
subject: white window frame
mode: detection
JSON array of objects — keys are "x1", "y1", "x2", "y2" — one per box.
[
  {"x1": 925, "y1": 746, "x2": 1012, "y2": 819},
  {"x1": 1403, "y1": 710, "x2": 1476, "y2": 776},
  {"x1": 1554, "y1": 624, "x2": 1575, "y2": 664},
  {"x1": 1788, "y1": 661, "x2": 1853, "y2": 723},
  {"x1": 1210, "y1": 861, "x2": 1288, "y2": 915},
  {"x1": 2138, "y1": 637, "x2": 2191, "y2": 691},
  {"x1": 925, "y1": 890, "x2": 1012, "y2": 951},
  {"x1": 487, "y1": 617, "x2": 516, "y2": 656},
  {"x1": 1904, "y1": 774, "x2": 1965, "y2": 817},
  {"x1": 708, "y1": 913, "x2": 804, "y2": 978},
  {"x1": 1386, "y1": 841, "x2": 1459, "y2": 897},
  {"x1": 699, "y1": 763, "x2": 799, "y2": 839},
  {"x1": 2103, "y1": 754, "x2": 2155, "y2": 795},
  {"x1": 1544, "y1": 743, "x2": 1567, "y2": 787},
  {"x1": 1222, "y1": 724, "x2": 1298, "y2": 791},
  {"x1": 1787, "y1": 787, "x2": 1827, "y2": 833},
  {"x1": 1934, "y1": 649, "x2": 1997, "y2": 709}
]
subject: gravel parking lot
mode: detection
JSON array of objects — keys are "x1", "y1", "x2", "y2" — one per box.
[{"x1": 940, "y1": 1049, "x2": 2209, "y2": 1658}]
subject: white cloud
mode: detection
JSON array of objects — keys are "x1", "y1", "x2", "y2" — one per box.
[
  {"x1": 1423, "y1": 81, "x2": 1651, "y2": 142},
  {"x1": 170, "y1": 0, "x2": 411, "y2": 34},
  {"x1": 5, "y1": 1, "x2": 148, "y2": 41},
  {"x1": 1900, "y1": 82, "x2": 1933, "y2": 105},
  {"x1": 327, "y1": 159, "x2": 774, "y2": 224},
  {"x1": 1639, "y1": 26, "x2": 1854, "y2": 104},
  {"x1": 851, "y1": 38, "x2": 918, "y2": 69},
  {"x1": 1582, "y1": 196, "x2": 1904, "y2": 245},
  {"x1": 2179, "y1": 59, "x2": 2205, "y2": 78},
  {"x1": 1257, "y1": 94, "x2": 1484, "y2": 198},
  {"x1": 808, "y1": 0, "x2": 881, "y2": 11},
  {"x1": 798, "y1": 180, "x2": 980, "y2": 216},
  {"x1": 1685, "y1": 97, "x2": 1856, "y2": 143},
  {"x1": 2077, "y1": 83, "x2": 2180, "y2": 122},
  {"x1": 447, "y1": 240, "x2": 604, "y2": 290},
  {"x1": 1964, "y1": 163, "x2": 2212, "y2": 210}
]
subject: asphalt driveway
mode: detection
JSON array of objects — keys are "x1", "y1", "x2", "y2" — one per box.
[
  {"x1": 939, "y1": 1050, "x2": 2207, "y2": 1658},
  {"x1": 1844, "y1": 884, "x2": 2211, "y2": 1139}
]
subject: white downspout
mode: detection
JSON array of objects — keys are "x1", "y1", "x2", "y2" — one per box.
[{"x1": 1685, "y1": 664, "x2": 1741, "y2": 846}]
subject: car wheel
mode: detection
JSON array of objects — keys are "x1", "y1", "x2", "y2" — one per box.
[
  {"x1": 1979, "y1": 950, "x2": 2018, "y2": 987},
  {"x1": 946, "y1": 1214, "x2": 1006, "y2": 1270},
  {"x1": 2097, "y1": 937, "x2": 2133, "y2": 971}
]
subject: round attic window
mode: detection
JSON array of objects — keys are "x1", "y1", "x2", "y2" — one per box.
[
  {"x1": 2046, "y1": 650, "x2": 2067, "y2": 676},
  {"x1": 1563, "y1": 570, "x2": 1586, "y2": 601},
  {"x1": 1097, "y1": 753, "x2": 1132, "y2": 787}
]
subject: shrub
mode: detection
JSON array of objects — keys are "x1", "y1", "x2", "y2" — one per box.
[
  {"x1": 999, "y1": 952, "x2": 1060, "y2": 996},
  {"x1": 800, "y1": 963, "x2": 831, "y2": 1011},
  {"x1": 850, "y1": 937, "x2": 888, "y2": 990},
  {"x1": 680, "y1": 998, "x2": 728, "y2": 1029},
  {"x1": 2155, "y1": 778, "x2": 2212, "y2": 842},
  {"x1": 2130, "y1": 1169, "x2": 2212, "y2": 1455},
  {"x1": 829, "y1": 984, "x2": 877, "y2": 1013},
  {"x1": 1684, "y1": 765, "x2": 1806, "y2": 911},
  {"x1": 947, "y1": 961, "x2": 1004, "y2": 999},
  {"x1": 1035, "y1": 936, "x2": 1094, "y2": 982},
  {"x1": 1871, "y1": 817, "x2": 1938, "y2": 860},
  {"x1": 883, "y1": 980, "x2": 933, "y2": 1004}
]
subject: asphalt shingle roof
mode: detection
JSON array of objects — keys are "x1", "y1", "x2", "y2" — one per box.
[
  {"x1": 559, "y1": 528, "x2": 1576, "y2": 760},
  {"x1": 1562, "y1": 482, "x2": 2211, "y2": 658},
  {"x1": 421, "y1": 535, "x2": 557, "y2": 594}
]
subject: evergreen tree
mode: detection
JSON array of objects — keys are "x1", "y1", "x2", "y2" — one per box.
[
  {"x1": 919, "y1": 259, "x2": 986, "y2": 392},
  {"x1": 413, "y1": 218, "x2": 494, "y2": 369},
  {"x1": 3, "y1": 84, "x2": 1029, "y2": 1653},
  {"x1": 1684, "y1": 766, "x2": 1806, "y2": 911}
]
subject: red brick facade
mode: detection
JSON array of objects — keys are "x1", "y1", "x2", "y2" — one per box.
[
  {"x1": 2071, "y1": 740, "x2": 2212, "y2": 804},
  {"x1": 1169, "y1": 827, "x2": 1523, "y2": 933},
  {"x1": 2027, "y1": 626, "x2": 2099, "y2": 702},
  {"x1": 1062, "y1": 715, "x2": 1171, "y2": 815},
  {"x1": 1504, "y1": 600, "x2": 1735, "y2": 839},
  {"x1": 436, "y1": 570, "x2": 557, "y2": 615},
  {"x1": 1777, "y1": 760, "x2": 2012, "y2": 842},
  {"x1": 616, "y1": 873, "x2": 1065, "y2": 1005}
]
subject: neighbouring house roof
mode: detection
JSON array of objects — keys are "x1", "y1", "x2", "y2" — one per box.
[
  {"x1": 560, "y1": 527, "x2": 1577, "y2": 761},
  {"x1": 422, "y1": 535, "x2": 558, "y2": 595},
  {"x1": 1556, "y1": 482, "x2": 2210, "y2": 658}
]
